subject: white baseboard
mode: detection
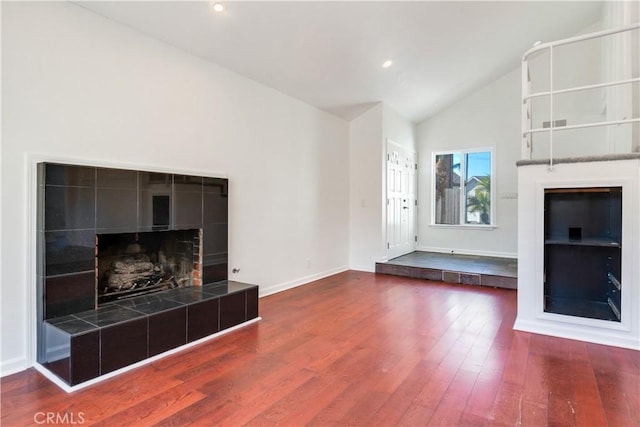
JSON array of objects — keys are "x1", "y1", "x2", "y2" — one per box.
[
  {"x1": 416, "y1": 245, "x2": 517, "y2": 259},
  {"x1": 349, "y1": 265, "x2": 375, "y2": 273},
  {"x1": 0, "y1": 356, "x2": 29, "y2": 378},
  {"x1": 259, "y1": 266, "x2": 349, "y2": 297},
  {"x1": 349, "y1": 255, "x2": 388, "y2": 273},
  {"x1": 513, "y1": 318, "x2": 640, "y2": 351}
]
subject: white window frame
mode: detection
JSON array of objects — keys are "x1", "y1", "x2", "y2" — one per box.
[{"x1": 430, "y1": 147, "x2": 496, "y2": 228}]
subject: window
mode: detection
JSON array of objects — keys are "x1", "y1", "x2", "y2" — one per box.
[{"x1": 433, "y1": 149, "x2": 493, "y2": 226}]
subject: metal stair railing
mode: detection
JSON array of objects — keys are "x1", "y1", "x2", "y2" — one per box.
[{"x1": 522, "y1": 23, "x2": 640, "y2": 167}]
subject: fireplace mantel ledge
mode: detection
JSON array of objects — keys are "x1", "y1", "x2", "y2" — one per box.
[{"x1": 516, "y1": 153, "x2": 640, "y2": 167}]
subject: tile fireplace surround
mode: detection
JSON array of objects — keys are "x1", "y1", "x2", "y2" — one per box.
[{"x1": 36, "y1": 162, "x2": 259, "y2": 390}]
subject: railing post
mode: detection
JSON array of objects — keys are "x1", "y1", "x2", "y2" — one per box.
[
  {"x1": 522, "y1": 59, "x2": 531, "y2": 160},
  {"x1": 548, "y1": 45, "x2": 554, "y2": 171}
]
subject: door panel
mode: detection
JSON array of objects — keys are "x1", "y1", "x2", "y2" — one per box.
[{"x1": 387, "y1": 141, "x2": 417, "y2": 259}]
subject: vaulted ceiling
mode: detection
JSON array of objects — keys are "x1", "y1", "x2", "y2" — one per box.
[{"x1": 76, "y1": 1, "x2": 603, "y2": 122}]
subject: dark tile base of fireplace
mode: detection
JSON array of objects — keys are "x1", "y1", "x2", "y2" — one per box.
[{"x1": 42, "y1": 281, "x2": 258, "y2": 386}]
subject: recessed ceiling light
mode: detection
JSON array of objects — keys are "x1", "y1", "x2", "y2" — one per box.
[
  {"x1": 382, "y1": 60, "x2": 393, "y2": 69},
  {"x1": 211, "y1": 2, "x2": 225, "y2": 13}
]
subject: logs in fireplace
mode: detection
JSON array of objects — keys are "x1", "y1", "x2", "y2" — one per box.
[{"x1": 97, "y1": 229, "x2": 202, "y2": 304}]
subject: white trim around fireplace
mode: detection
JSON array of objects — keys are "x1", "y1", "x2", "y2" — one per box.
[{"x1": 24, "y1": 152, "x2": 229, "y2": 371}]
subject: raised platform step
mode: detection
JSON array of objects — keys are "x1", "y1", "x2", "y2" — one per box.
[{"x1": 376, "y1": 251, "x2": 517, "y2": 290}]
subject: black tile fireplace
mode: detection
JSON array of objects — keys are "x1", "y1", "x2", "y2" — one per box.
[{"x1": 36, "y1": 163, "x2": 258, "y2": 388}]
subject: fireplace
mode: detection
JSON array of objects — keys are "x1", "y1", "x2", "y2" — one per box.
[
  {"x1": 37, "y1": 163, "x2": 231, "y2": 352},
  {"x1": 36, "y1": 162, "x2": 260, "y2": 389},
  {"x1": 96, "y1": 229, "x2": 202, "y2": 304}
]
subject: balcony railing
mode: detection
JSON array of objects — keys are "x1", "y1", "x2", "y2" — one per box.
[{"x1": 522, "y1": 23, "x2": 640, "y2": 167}]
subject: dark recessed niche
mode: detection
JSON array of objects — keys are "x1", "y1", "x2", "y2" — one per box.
[
  {"x1": 544, "y1": 187, "x2": 622, "y2": 322},
  {"x1": 152, "y1": 195, "x2": 170, "y2": 226},
  {"x1": 568, "y1": 227, "x2": 582, "y2": 240}
]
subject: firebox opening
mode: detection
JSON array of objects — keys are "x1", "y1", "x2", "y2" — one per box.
[{"x1": 96, "y1": 229, "x2": 202, "y2": 305}]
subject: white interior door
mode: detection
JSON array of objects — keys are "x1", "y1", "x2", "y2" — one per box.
[{"x1": 387, "y1": 141, "x2": 417, "y2": 259}]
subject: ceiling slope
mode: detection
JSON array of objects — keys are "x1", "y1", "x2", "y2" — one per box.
[{"x1": 76, "y1": 1, "x2": 603, "y2": 122}]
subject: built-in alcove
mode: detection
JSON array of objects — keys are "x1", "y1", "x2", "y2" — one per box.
[
  {"x1": 544, "y1": 187, "x2": 622, "y2": 321},
  {"x1": 515, "y1": 156, "x2": 640, "y2": 350}
]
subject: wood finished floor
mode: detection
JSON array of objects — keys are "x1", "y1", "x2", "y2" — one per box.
[{"x1": 2, "y1": 271, "x2": 638, "y2": 426}]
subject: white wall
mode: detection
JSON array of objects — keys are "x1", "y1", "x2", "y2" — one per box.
[
  {"x1": 417, "y1": 67, "x2": 521, "y2": 257},
  {"x1": 602, "y1": 2, "x2": 640, "y2": 152},
  {"x1": 348, "y1": 103, "x2": 416, "y2": 272},
  {"x1": 1, "y1": 2, "x2": 349, "y2": 375},
  {"x1": 349, "y1": 104, "x2": 384, "y2": 271},
  {"x1": 383, "y1": 103, "x2": 417, "y2": 152}
]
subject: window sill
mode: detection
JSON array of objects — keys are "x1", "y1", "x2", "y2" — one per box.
[{"x1": 429, "y1": 224, "x2": 497, "y2": 230}]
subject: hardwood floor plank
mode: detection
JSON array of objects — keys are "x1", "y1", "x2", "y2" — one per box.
[
  {"x1": 462, "y1": 374, "x2": 502, "y2": 421},
  {"x1": 215, "y1": 367, "x2": 317, "y2": 426},
  {"x1": 501, "y1": 332, "x2": 531, "y2": 386},
  {"x1": 520, "y1": 400, "x2": 548, "y2": 426},
  {"x1": 488, "y1": 379, "x2": 523, "y2": 425},
  {"x1": 244, "y1": 375, "x2": 339, "y2": 426},
  {"x1": 368, "y1": 360, "x2": 439, "y2": 425},
  {"x1": 155, "y1": 396, "x2": 243, "y2": 426},
  {"x1": 427, "y1": 369, "x2": 478, "y2": 426},
  {"x1": 270, "y1": 375, "x2": 352, "y2": 426},
  {"x1": 306, "y1": 376, "x2": 377, "y2": 426},
  {"x1": 397, "y1": 401, "x2": 436, "y2": 426},
  {"x1": 1, "y1": 271, "x2": 638, "y2": 427},
  {"x1": 91, "y1": 386, "x2": 207, "y2": 427}
]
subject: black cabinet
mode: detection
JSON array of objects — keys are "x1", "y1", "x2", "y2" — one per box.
[{"x1": 544, "y1": 187, "x2": 622, "y2": 322}]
